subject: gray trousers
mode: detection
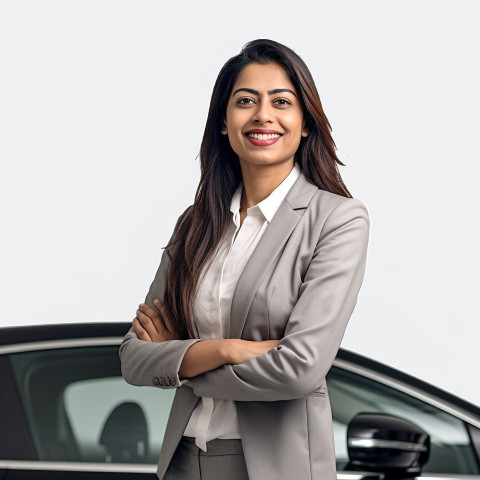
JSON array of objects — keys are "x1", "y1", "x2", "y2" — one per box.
[{"x1": 163, "y1": 436, "x2": 249, "y2": 480}]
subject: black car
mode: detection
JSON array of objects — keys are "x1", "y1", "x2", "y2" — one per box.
[{"x1": 1, "y1": 322, "x2": 479, "y2": 479}]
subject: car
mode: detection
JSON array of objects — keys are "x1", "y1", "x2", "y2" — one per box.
[{"x1": 0, "y1": 322, "x2": 479, "y2": 480}]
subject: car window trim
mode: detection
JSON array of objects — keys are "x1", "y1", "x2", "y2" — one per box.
[
  {"x1": 333, "y1": 358, "x2": 480, "y2": 430},
  {"x1": 0, "y1": 461, "x2": 385, "y2": 478},
  {"x1": 0, "y1": 337, "x2": 123, "y2": 355},
  {"x1": 1, "y1": 461, "x2": 480, "y2": 480},
  {"x1": 0, "y1": 459, "x2": 156, "y2": 473}
]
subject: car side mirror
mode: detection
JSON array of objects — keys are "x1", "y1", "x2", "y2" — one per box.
[{"x1": 346, "y1": 413, "x2": 430, "y2": 479}]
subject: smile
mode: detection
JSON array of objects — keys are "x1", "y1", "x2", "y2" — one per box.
[
  {"x1": 247, "y1": 133, "x2": 281, "y2": 140},
  {"x1": 245, "y1": 131, "x2": 283, "y2": 147}
]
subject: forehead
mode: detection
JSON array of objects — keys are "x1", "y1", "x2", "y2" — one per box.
[{"x1": 231, "y1": 62, "x2": 296, "y2": 94}]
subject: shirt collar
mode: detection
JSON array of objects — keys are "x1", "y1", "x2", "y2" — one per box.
[{"x1": 230, "y1": 163, "x2": 300, "y2": 223}]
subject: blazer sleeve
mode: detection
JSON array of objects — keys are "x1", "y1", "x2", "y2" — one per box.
[
  {"x1": 119, "y1": 206, "x2": 202, "y2": 389},
  {"x1": 193, "y1": 198, "x2": 370, "y2": 401}
]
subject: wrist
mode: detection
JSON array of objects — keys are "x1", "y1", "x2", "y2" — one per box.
[{"x1": 219, "y1": 338, "x2": 239, "y2": 364}]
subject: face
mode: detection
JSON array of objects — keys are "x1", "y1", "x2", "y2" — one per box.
[{"x1": 222, "y1": 62, "x2": 308, "y2": 170}]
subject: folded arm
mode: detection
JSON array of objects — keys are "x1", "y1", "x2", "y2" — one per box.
[
  {"x1": 121, "y1": 303, "x2": 279, "y2": 388},
  {"x1": 130, "y1": 299, "x2": 279, "y2": 381}
]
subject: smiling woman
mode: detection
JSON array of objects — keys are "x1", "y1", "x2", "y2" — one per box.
[
  {"x1": 222, "y1": 62, "x2": 309, "y2": 172},
  {"x1": 119, "y1": 39, "x2": 370, "y2": 480}
]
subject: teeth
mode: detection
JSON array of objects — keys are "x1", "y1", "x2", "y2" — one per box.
[{"x1": 247, "y1": 133, "x2": 281, "y2": 140}]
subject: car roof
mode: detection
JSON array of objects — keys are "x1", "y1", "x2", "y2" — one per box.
[{"x1": 1, "y1": 322, "x2": 479, "y2": 419}]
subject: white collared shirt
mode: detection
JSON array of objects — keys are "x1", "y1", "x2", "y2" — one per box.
[{"x1": 183, "y1": 164, "x2": 300, "y2": 451}]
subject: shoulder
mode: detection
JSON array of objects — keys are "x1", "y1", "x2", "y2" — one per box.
[
  {"x1": 164, "y1": 205, "x2": 193, "y2": 255},
  {"x1": 303, "y1": 188, "x2": 370, "y2": 245},
  {"x1": 287, "y1": 170, "x2": 369, "y2": 222},
  {"x1": 175, "y1": 204, "x2": 193, "y2": 228},
  {"x1": 306, "y1": 185, "x2": 369, "y2": 223},
  {"x1": 316, "y1": 188, "x2": 369, "y2": 219}
]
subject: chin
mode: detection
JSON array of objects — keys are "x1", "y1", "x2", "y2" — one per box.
[{"x1": 244, "y1": 159, "x2": 294, "y2": 170}]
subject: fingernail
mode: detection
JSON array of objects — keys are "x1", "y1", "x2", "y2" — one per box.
[{"x1": 154, "y1": 299, "x2": 159, "y2": 304}]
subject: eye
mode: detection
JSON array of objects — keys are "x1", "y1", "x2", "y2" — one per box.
[
  {"x1": 273, "y1": 98, "x2": 292, "y2": 106},
  {"x1": 237, "y1": 97, "x2": 255, "y2": 105}
]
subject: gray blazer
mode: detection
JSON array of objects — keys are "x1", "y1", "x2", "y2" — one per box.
[{"x1": 119, "y1": 171, "x2": 370, "y2": 480}]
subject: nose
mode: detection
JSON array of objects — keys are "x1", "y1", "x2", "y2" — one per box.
[{"x1": 253, "y1": 99, "x2": 273, "y2": 125}]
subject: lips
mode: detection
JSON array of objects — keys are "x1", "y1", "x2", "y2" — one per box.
[{"x1": 245, "y1": 129, "x2": 283, "y2": 147}]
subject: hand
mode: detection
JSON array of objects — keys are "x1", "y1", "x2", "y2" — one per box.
[
  {"x1": 133, "y1": 299, "x2": 177, "y2": 343},
  {"x1": 227, "y1": 339, "x2": 280, "y2": 365}
]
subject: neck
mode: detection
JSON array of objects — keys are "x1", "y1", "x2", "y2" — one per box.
[{"x1": 240, "y1": 161, "x2": 295, "y2": 210}]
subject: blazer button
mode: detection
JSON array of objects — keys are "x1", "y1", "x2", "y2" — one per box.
[
  {"x1": 164, "y1": 377, "x2": 171, "y2": 387},
  {"x1": 169, "y1": 377, "x2": 176, "y2": 385},
  {"x1": 152, "y1": 377, "x2": 161, "y2": 387}
]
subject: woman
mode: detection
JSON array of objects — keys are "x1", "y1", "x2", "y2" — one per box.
[{"x1": 120, "y1": 39, "x2": 370, "y2": 480}]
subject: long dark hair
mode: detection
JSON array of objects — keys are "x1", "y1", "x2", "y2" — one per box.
[{"x1": 164, "y1": 39, "x2": 352, "y2": 339}]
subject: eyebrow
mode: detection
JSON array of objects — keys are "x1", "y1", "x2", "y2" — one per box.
[{"x1": 231, "y1": 87, "x2": 297, "y2": 98}]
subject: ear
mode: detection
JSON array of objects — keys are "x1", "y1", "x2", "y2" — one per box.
[
  {"x1": 301, "y1": 120, "x2": 309, "y2": 138},
  {"x1": 221, "y1": 119, "x2": 228, "y2": 135}
]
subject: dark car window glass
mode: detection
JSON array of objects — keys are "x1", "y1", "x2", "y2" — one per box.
[
  {"x1": 327, "y1": 366, "x2": 479, "y2": 474},
  {"x1": 64, "y1": 376, "x2": 174, "y2": 462},
  {"x1": 9, "y1": 346, "x2": 173, "y2": 463}
]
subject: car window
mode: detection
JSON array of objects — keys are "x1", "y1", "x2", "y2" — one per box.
[
  {"x1": 327, "y1": 366, "x2": 479, "y2": 474},
  {"x1": 9, "y1": 345, "x2": 171, "y2": 463},
  {"x1": 8, "y1": 344, "x2": 480, "y2": 474},
  {"x1": 64, "y1": 376, "x2": 173, "y2": 462}
]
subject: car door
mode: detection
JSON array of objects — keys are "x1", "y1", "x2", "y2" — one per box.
[{"x1": 2, "y1": 338, "x2": 480, "y2": 479}]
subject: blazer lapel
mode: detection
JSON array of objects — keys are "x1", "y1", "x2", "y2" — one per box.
[{"x1": 229, "y1": 172, "x2": 318, "y2": 338}]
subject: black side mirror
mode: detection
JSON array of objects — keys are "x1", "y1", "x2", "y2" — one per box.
[{"x1": 346, "y1": 413, "x2": 430, "y2": 479}]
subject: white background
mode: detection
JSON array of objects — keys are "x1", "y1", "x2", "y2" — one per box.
[{"x1": 1, "y1": 1, "x2": 479, "y2": 405}]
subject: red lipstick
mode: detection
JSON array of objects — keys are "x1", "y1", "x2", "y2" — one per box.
[{"x1": 245, "y1": 129, "x2": 283, "y2": 147}]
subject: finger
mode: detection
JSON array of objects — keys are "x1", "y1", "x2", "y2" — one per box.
[
  {"x1": 136, "y1": 310, "x2": 158, "y2": 340},
  {"x1": 133, "y1": 317, "x2": 152, "y2": 342},
  {"x1": 138, "y1": 303, "x2": 160, "y2": 330},
  {"x1": 138, "y1": 303, "x2": 162, "y2": 332},
  {"x1": 153, "y1": 299, "x2": 174, "y2": 334}
]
